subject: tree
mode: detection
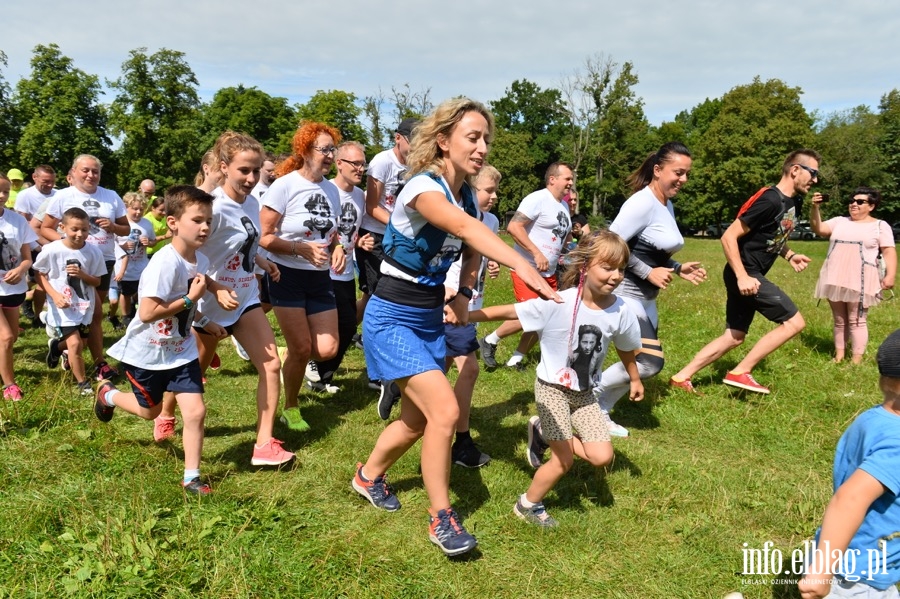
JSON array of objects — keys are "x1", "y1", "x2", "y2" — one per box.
[
  {"x1": 108, "y1": 47, "x2": 201, "y2": 191},
  {"x1": 0, "y1": 51, "x2": 20, "y2": 170},
  {"x1": 490, "y1": 80, "x2": 567, "y2": 194},
  {"x1": 362, "y1": 91, "x2": 387, "y2": 156},
  {"x1": 197, "y1": 85, "x2": 297, "y2": 156},
  {"x1": 680, "y1": 77, "x2": 815, "y2": 227},
  {"x1": 878, "y1": 89, "x2": 900, "y2": 218},
  {"x1": 15, "y1": 44, "x2": 112, "y2": 183},
  {"x1": 389, "y1": 83, "x2": 433, "y2": 121},
  {"x1": 296, "y1": 90, "x2": 367, "y2": 144},
  {"x1": 486, "y1": 128, "x2": 539, "y2": 216}
]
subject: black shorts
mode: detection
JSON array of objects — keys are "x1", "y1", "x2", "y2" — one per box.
[
  {"x1": 445, "y1": 323, "x2": 479, "y2": 358},
  {"x1": 122, "y1": 359, "x2": 204, "y2": 409},
  {"x1": 0, "y1": 292, "x2": 26, "y2": 309},
  {"x1": 258, "y1": 275, "x2": 270, "y2": 306},
  {"x1": 98, "y1": 260, "x2": 116, "y2": 292},
  {"x1": 723, "y1": 266, "x2": 799, "y2": 333},
  {"x1": 193, "y1": 303, "x2": 261, "y2": 336},
  {"x1": 267, "y1": 265, "x2": 336, "y2": 315},
  {"x1": 49, "y1": 323, "x2": 90, "y2": 341},
  {"x1": 119, "y1": 279, "x2": 139, "y2": 297},
  {"x1": 355, "y1": 229, "x2": 385, "y2": 295}
]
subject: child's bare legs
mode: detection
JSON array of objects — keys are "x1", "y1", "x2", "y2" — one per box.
[
  {"x1": 119, "y1": 293, "x2": 134, "y2": 321},
  {"x1": 159, "y1": 330, "x2": 217, "y2": 421},
  {"x1": 232, "y1": 309, "x2": 281, "y2": 445},
  {"x1": 526, "y1": 438, "x2": 612, "y2": 502},
  {"x1": 65, "y1": 334, "x2": 88, "y2": 383},
  {"x1": 829, "y1": 300, "x2": 849, "y2": 362},
  {"x1": 448, "y1": 353, "x2": 479, "y2": 433},
  {"x1": 0, "y1": 307, "x2": 20, "y2": 385}
]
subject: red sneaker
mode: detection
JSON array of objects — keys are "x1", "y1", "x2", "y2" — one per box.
[
  {"x1": 154, "y1": 415, "x2": 177, "y2": 442},
  {"x1": 251, "y1": 438, "x2": 295, "y2": 466},
  {"x1": 209, "y1": 352, "x2": 221, "y2": 371},
  {"x1": 723, "y1": 372, "x2": 770, "y2": 394},
  {"x1": 669, "y1": 377, "x2": 702, "y2": 395}
]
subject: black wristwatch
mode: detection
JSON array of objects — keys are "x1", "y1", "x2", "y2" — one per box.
[{"x1": 456, "y1": 286, "x2": 474, "y2": 300}]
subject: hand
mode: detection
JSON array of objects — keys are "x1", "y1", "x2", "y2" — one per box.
[
  {"x1": 487, "y1": 260, "x2": 500, "y2": 279},
  {"x1": 678, "y1": 262, "x2": 707, "y2": 286},
  {"x1": 114, "y1": 271, "x2": 125, "y2": 282},
  {"x1": 2, "y1": 267, "x2": 23, "y2": 285},
  {"x1": 357, "y1": 232, "x2": 375, "y2": 252},
  {"x1": 737, "y1": 274, "x2": 761, "y2": 295},
  {"x1": 810, "y1": 192, "x2": 827, "y2": 205},
  {"x1": 95, "y1": 217, "x2": 114, "y2": 233},
  {"x1": 216, "y1": 287, "x2": 239, "y2": 311},
  {"x1": 205, "y1": 322, "x2": 228, "y2": 340},
  {"x1": 331, "y1": 246, "x2": 346, "y2": 275},
  {"x1": 629, "y1": 380, "x2": 644, "y2": 402},
  {"x1": 53, "y1": 295, "x2": 71, "y2": 309},
  {"x1": 647, "y1": 267, "x2": 675, "y2": 289},
  {"x1": 532, "y1": 251, "x2": 549, "y2": 273},
  {"x1": 443, "y1": 296, "x2": 469, "y2": 326},
  {"x1": 882, "y1": 275, "x2": 895, "y2": 290},
  {"x1": 65, "y1": 263, "x2": 82, "y2": 277},
  {"x1": 140, "y1": 236, "x2": 150, "y2": 247},
  {"x1": 444, "y1": 286, "x2": 458, "y2": 303},
  {"x1": 305, "y1": 243, "x2": 329, "y2": 268},
  {"x1": 789, "y1": 253, "x2": 811, "y2": 273},
  {"x1": 188, "y1": 273, "x2": 207, "y2": 302},
  {"x1": 798, "y1": 573, "x2": 833, "y2": 599},
  {"x1": 123, "y1": 240, "x2": 136, "y2": 251},
  {"x1": 263, "y1": 260, "x2": 280, "y2": 282}
]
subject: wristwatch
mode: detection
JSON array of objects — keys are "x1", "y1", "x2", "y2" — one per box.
[{"x1": 456, "y1": 286, "x2": 473, "y2": 300}]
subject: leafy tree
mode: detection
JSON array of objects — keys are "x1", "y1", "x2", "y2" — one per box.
[
  {"x1": 680, "y1": 77, "x2": 815, "y2": 228},
  {"x1": 0, "y1": 51, "x2": 21, "y2": 170},
  {"x1": 296, "y1": 90, "x2": 367, "y2": 144},
  {"x1": 490, "y1": 80, "x2": 567, "y2": 189},
  {"x1": 389, "y1": 84, "x2": 433, "y2": 122},
  {"x1": 197, "y1": 85, "x2": 297, "y2": 155},
  {"x1": 486, "y1": 128, "x2": 539, "y2": 216},
  {"x1": 362, "y1": 91, "x2": 387, "y2": 156},
  {"x1": 15, "y1": 44, "x2": 112, "y2": 184},
  {"x1": 878, "y1": 89, "x2": 900, "y2": 218},
  {"x1": 108, "y1": 47, "x2": 201, "y2": 191}
]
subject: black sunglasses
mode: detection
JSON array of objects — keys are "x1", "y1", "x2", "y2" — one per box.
[
  {"x1": 849, "y1": 199, "x2": 874, "y2": 206},
  {"x1": 792, "y1": 164, "x2": 819, "y2": 179}
]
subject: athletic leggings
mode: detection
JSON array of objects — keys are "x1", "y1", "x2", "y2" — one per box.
[
  {"x1": 594, "y1": 294, "x2": 664, "y2": 413},
  {"x1": 830, "y1": 300, "x2": 868, "y2": 357}
]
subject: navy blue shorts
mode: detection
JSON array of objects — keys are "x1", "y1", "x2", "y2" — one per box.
[
  {"x1": 267, "y1": 265, "x2": 336, "y2": 315},
  {"x1": 122, "y1": 359, "x2": 204, "y2": 408},
  {"x1": 445, "y1": 323, "x2": 479, "y2": 358},
  {"x1": 723, "y1": 266, "x2": 798, "y2": 333},
  {"x1": 193, "y1": 303, "x2": 261, "y2": 336}
]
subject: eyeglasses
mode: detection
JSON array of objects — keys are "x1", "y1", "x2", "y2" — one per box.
[
  {"x1": 314, "y1": 146, "x2": 337, "y2": 156},
  {"x1": 792, "y1": 164, "x2": 819, "y2": 179},
  {"x1": 338, "y1": 158, "x2": 368, "y2": 170},
  {"x1": 849, "y1": 199, "x2": 874, "y2": 206}
]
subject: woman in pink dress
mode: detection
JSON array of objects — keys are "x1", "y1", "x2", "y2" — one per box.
[{"x1": 810, "y1": 187, "x2": 896, "y2": 363}]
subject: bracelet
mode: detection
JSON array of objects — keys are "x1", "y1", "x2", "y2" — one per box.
[
  {"x1": 290, "y1": 241, "x2": 297, "y2": 257},
  {"x1": 785, "y1": 251, "x2": 795, "y2": 261},
  {"x1": 195, "y1": 315, "x2": 210, "y2": 328},
  {"x1": 182, "y1": 295, "x2": 193, "y2": 309}
]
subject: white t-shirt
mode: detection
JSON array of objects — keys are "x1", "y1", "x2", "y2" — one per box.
[
  {"x1": 445, "y1": 210, "x2": 499, "y2": 311},
  {"x1": 512, "y1": 188, "x2": 571, "y2": 276},
  {"x1": 360, "y1": 148, "x2": 407, "y2": 235},
  {"x1": 261, "y1": 171, "x2": 341, "y2": 272},
  {"x1": 196, "y1": 188, "x2": 262, "y2": 327},
  {"x1": 331, "y1": 182, "x2": 365, "y2": 283},
  {"x1": 381, "y1": 175, "x2": 467, "y2": 287},
  {"x1": 33, "y1": 239, "x2": 106, "y2": 327},
  {"x1": 515, "y1": 288, "x2": 641, "y2": 391},
  {"x1": 107, "y1": 244, "x2": 208, "y2": 369},
  {"x1": 252, "y1": 181, "x2": 270, "y2": 198},
  {"x1": 0, "y1": 208, "x2": 38, "y2": 296},
  {"x1": 46, "y1": 186, "x2": 126, "y2": 261},
  {"x1": 14, "y1": 186, "x2": 55, "y2": 218},
  {"x1": 114, "y1": 217, "x2": 156, "y2": 281}
]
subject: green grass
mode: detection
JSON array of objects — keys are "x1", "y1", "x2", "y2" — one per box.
[{"x1": 0, "y1": 237, "x2": 893, "y2": 598}]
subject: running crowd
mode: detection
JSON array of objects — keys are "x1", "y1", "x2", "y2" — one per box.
[{"x1": 2, "y1": 97, "x2": 900, "y2": 593}]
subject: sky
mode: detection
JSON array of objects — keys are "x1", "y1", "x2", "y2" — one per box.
[{"x1": 2, "y1": 0, "x2": 899, "y2": 126}]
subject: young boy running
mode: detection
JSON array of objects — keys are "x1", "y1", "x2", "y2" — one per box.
[{"x1": 94, "y1": 186, "x2": 228, "y2": 495}]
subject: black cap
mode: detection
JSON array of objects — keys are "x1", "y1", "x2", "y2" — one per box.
[
  {"x1": 876, "y1": 329, "x2": 900, "y2": 378},
  {"x1": 396, "y1": 118, "x2": 419, "y2": 139}
]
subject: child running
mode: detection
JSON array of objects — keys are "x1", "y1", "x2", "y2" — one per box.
[
  {"x1": 114, "y1": 192, "x2": 156, "y2": 326},
  {"x1": 34, "y1": 207, "x2": 106, "y2": 395},
  {"x1": 469, "y1": 229, "x2": 643, "y2": 527},
  {"x1": 93, "y1": 186, "x2": 226, "y2": 495}
]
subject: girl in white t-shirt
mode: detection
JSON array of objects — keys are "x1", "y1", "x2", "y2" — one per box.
[
  {"x1": 469, "y1": 230, "x2": 644, "y2": 528},
  {"x1": 0, "y1": 174, "x2": 37, "y2": 400}
]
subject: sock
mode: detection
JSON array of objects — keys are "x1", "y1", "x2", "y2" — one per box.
[
  {"x1": 183, "y1": 469, "x2": 200, "y2": 484},
  {"x1": 506, "y1": 352, "x2": 525, "y2": 366},
  {"x1": 485, "y1": 332, "x2": 501, "y2": 345},
  {"x1": 519, "y1": 493, "x2": 535, "y2": 508},
  {"x1": 455, "y1": 430, "x2": 471, "y2": 443},
  {"x1": 357, "y1": 465, "x2": 371, "y2": 482},
  {"x1": 103, "y1": 389, "x2": 118, "y2": 407}
]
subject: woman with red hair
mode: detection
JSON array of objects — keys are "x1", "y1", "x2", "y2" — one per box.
[{"x1": 260, "y1": 122, "x2": 344, "y2": 431}]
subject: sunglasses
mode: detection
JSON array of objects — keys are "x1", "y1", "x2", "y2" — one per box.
[
  {"x1": 849, "y1": 199, "x2": 874, "y2": 206},
  {"x1": 792, "y1": 164, "x2": 819, "y2": 179}
]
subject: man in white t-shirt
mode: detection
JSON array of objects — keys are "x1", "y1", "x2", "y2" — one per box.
[
  {"x1": 14, "y1": 164, "x2": 57, "y2": 325},
  {"x1": 479, "y1": 162, "x2": 573, "y2": 369},
  {"x1": 252, "y1": 153, "x2": 276, "y2": 198},
  {"x1": 41, "y1": 154, "x2": 129, "y2": 382}
]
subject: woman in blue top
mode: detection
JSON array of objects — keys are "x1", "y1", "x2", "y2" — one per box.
[{"x1": 351, "y1": 97, "x2": 559, "y2": 557}]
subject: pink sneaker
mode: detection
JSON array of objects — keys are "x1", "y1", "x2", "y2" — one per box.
[
  {"x1": 154, "y1": 416, "x2": 177, "y2": 442},
  {"x1": 669, "y1": 377, "x2": 702, "y2": 395},
  {"x1": 723, "y1": 371, "x2": 770, "y2": 394},
  {"x1": 251, "y1": 438, "x2": 295, "y2": 466},
  {"x1": 3, "y1": 383, "x2": 23, "y2": 401}
]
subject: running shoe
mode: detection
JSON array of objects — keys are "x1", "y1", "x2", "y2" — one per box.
[
  {"x1": 279, "y1": 407, "x2": 311, "y2": 432},
  {"x1": 94, "y1": 361, "x2": 118, "y2": 382},
  {"x1": 94, "y1": 380, "x2": 116, "y2": 421},
  {"x1": 251, "y1": 438, "x2": 295, "y2": 466},
  {"x1": 514, "y1": 498, "x2": 559, "y2": 527},
  {"x1": 231, "y1": 336, "x2": 250, "y2": 361},
  {"x1": 153, "y1": 415, "x2": 177, "y2": 442},
  {"x1": 723, "y1": 371, "x2": 770, "y2": 394},
  {"x1": 2, "y1": 383, "x2": 23, "y2": 401},
  {"x1": 478, "y1": 336, "x2": 498, "y2": 369},
  {"x1": 428, "y1": 508, "x2": 477, "y2": 556},
  {"x1": 377, "y1": 380, "x2": 401, "y2": 420},
  {"x1": 305, "y1": 361, "x2": 321, "y2": 382},
  {"x1": 46, "y1": 338, "x2": 63, "y2": 368},
  {"x1": 182, "y1": 477, "x2": 211, "y2": 495},
  {"x1": 352, "y1": 462, "x2": 401, "y2": 511},
  {"x1": 526, "y1": 416, "x2": 549, "y2": 469},
  {"x1": 452, "y1": 436, "x2": 491, "y2": 468},
  {"x1": 669, "y1": 376, "x2": 702, "y2": 395}
]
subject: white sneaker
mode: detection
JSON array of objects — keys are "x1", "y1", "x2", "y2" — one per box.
[
  {"x1": 231, "y1": 336, "x2": 250, "y2": 360},
  {"x1": 305, "y1": 361, "x2": 321, "y2": 382},
  {"x1": 601, "y1": 409, "x2": 629, "y2": 438},
  {"x1": 306, "y1": 379, "x2": 340, "y2": 394}
]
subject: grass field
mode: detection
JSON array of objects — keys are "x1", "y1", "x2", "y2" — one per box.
[{"x1": 0, "y1": 236, "x2": 895, "y2": 598}]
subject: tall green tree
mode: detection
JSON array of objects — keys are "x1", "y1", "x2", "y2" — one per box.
[
  {"x1": 296, "y1": 90, "x2": 367, "y2": 144},
  {"x1": 108, "y1": 47, "x2": 201, "y2": 191},
  {"x1": 15, "y1": 44, "x2": 112, "y2": 183},
  {"x1": 197, "y1": 85, "x2": 296, "y2": 155},
  {"x1": 486, "y1": 128, "x2": 539, "y2": 216},
  {"x1": 878, "y1": 89, "x2": 900, "y2": 218},
  {"x1": 0, "y1": 51, "x2": 20, "y2": 170},
  {"x1": 680, "y1": 77, "x2": 815, "y2": 227}
]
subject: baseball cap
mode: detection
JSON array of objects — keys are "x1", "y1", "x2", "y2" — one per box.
[
  {"x1": 876, "y1": 329, "x2": 900, "y2": 378},
  {"x1": 6, "y1": 168, "x2": 24, "y2": 181},
  {"x1": 396, "y1": 118, "x2": 420, "y2": 139}
]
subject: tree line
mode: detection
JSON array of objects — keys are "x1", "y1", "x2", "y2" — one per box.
[{"x1": 1, "y1": 45, "x2": 898, "y2": 226}]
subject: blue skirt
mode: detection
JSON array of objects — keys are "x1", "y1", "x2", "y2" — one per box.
[{"x1": 363, "y1": 295, "x2": 446, "y2": 381}]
